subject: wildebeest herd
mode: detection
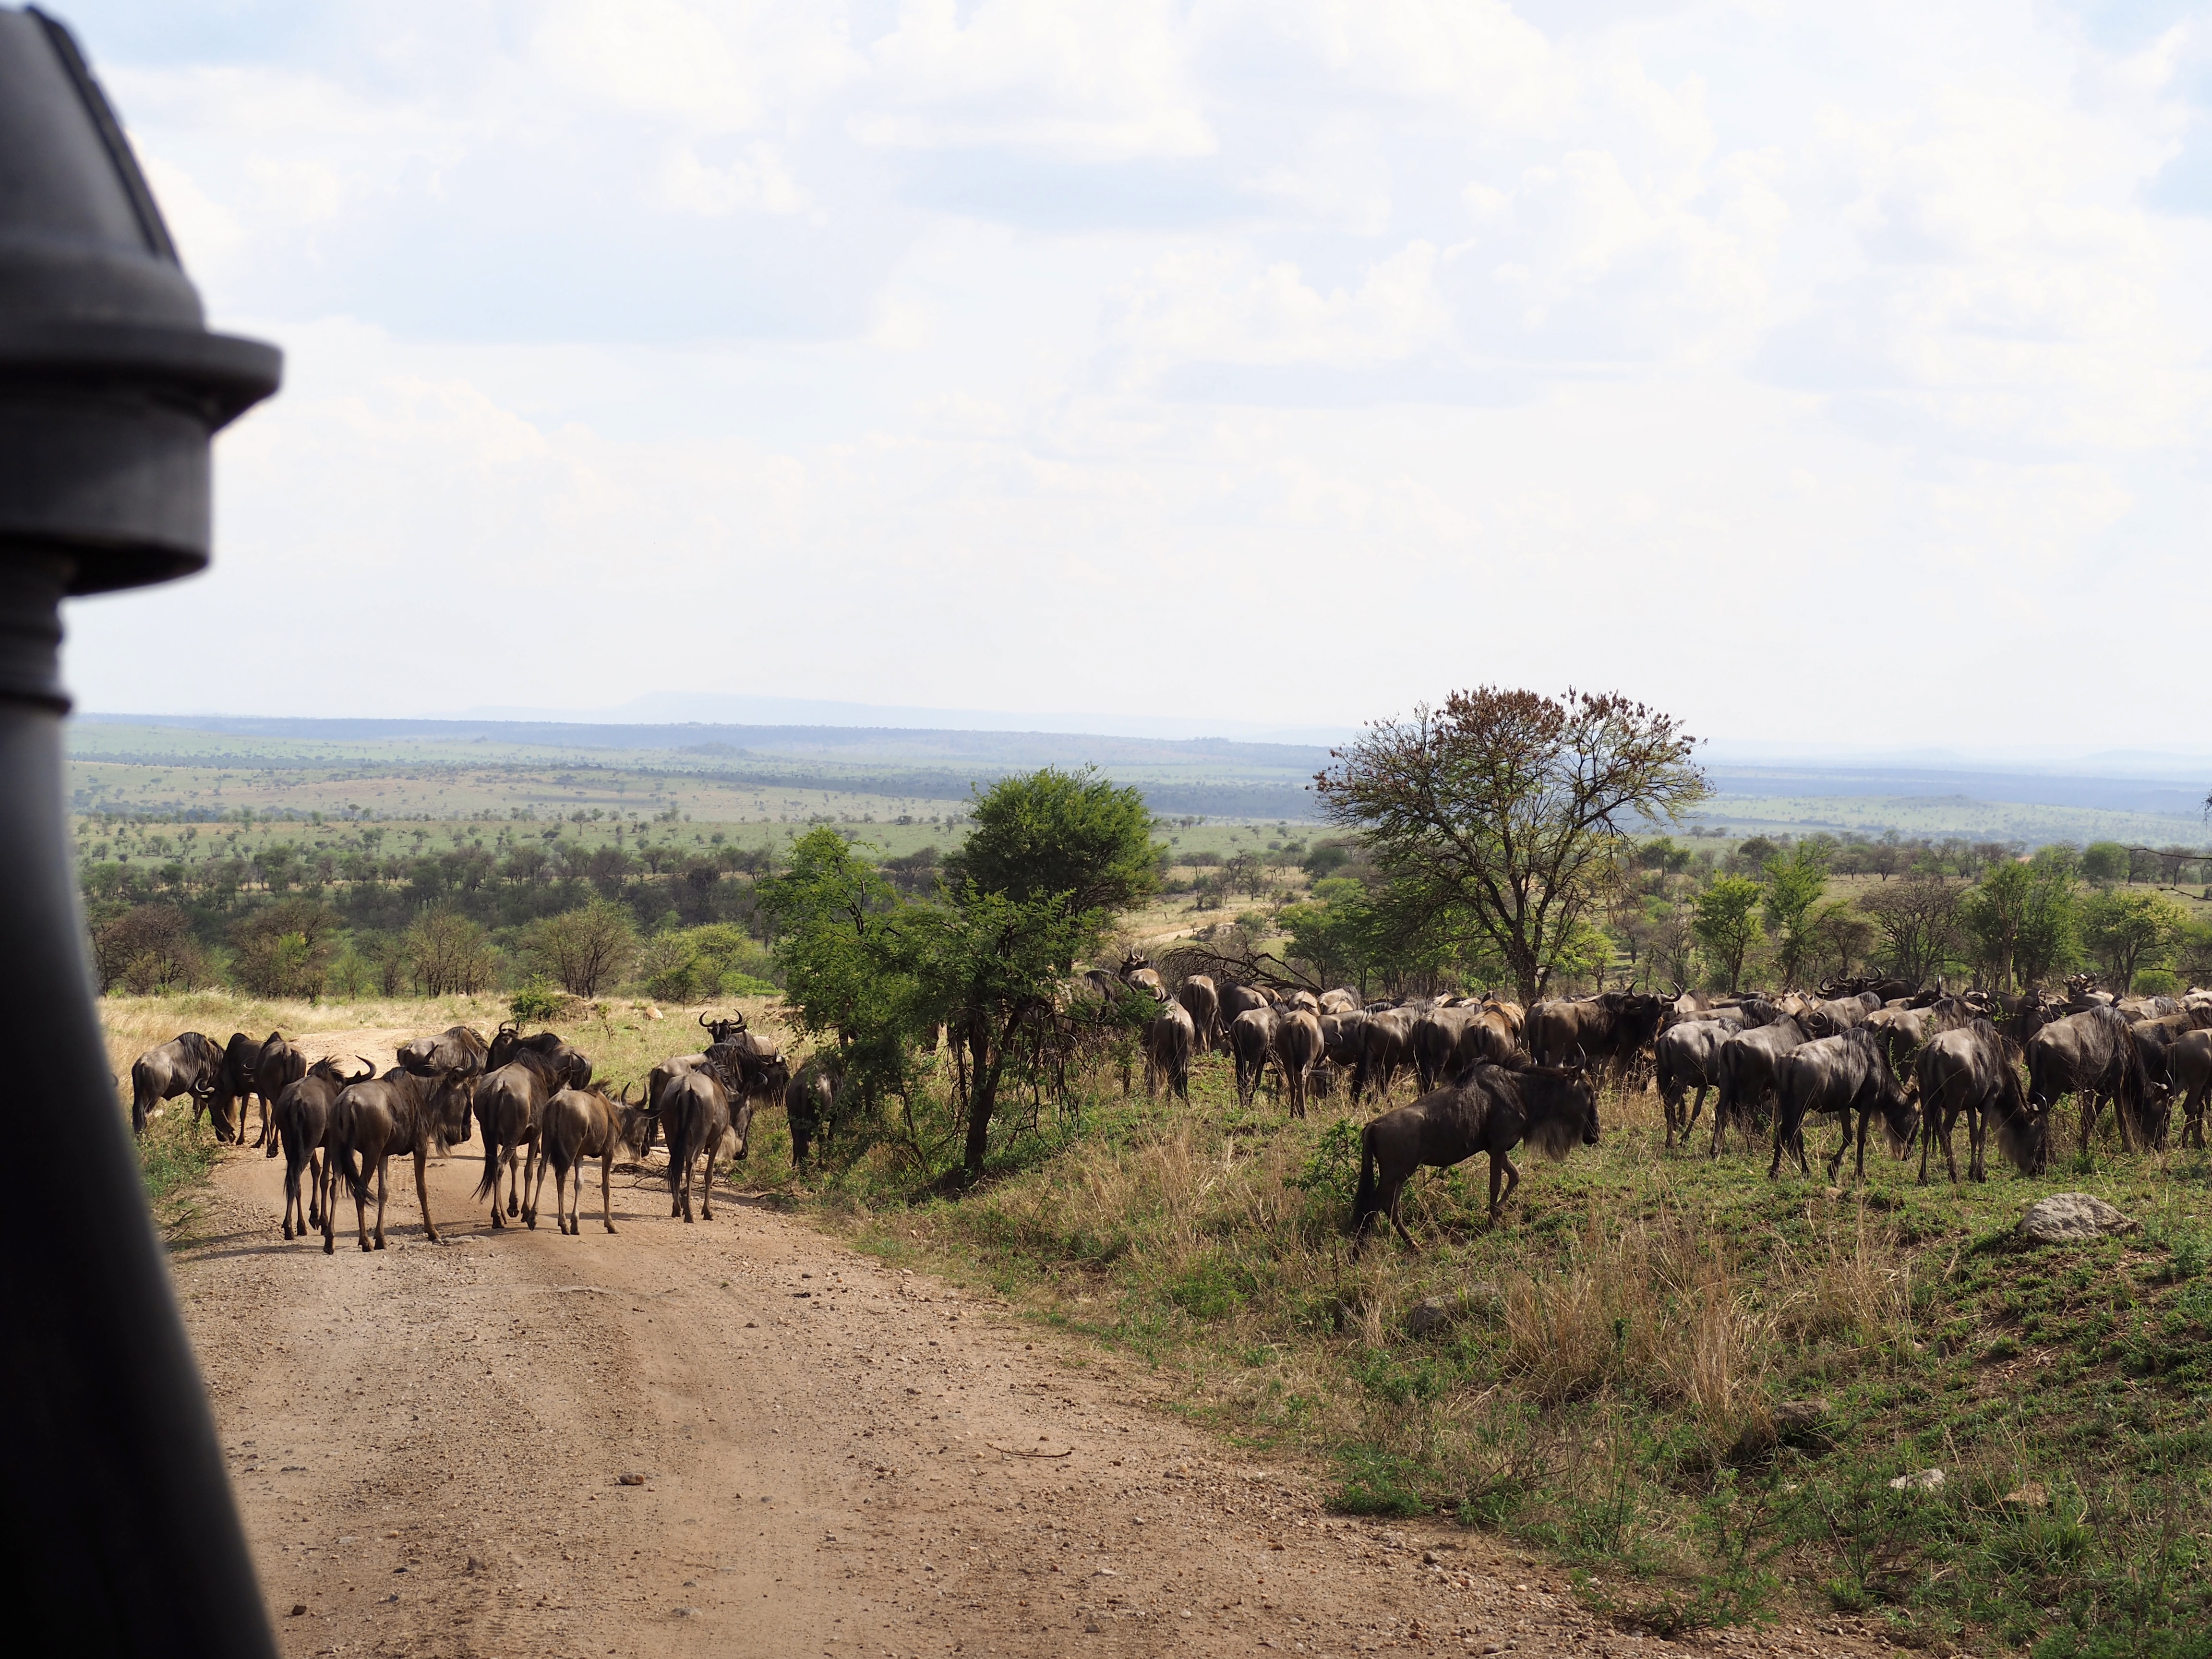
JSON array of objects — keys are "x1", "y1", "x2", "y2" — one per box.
[
  {"x1": 127, "y1": 968, "x2": 2212, "y2": 1258},
  {"x1": 1115, "y1": 959, "x2": 2212, "y2": 1250},
  {"x1": 126, "y1": 1013, "x2": 831, "y2": 1254}
]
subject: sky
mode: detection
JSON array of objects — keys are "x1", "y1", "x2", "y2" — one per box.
[{"x1": 51, "y1": 0, "x2": 2212, "y2": 750}]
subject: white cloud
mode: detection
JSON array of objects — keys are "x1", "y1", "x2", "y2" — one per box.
[{"x1": 54, "y1": 0, "x2": 2212, "y2": 746}]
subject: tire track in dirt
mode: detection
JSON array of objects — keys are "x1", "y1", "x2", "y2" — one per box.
[{"x1": 167, "y1": 1032, "x2": 1881, "y2": 1658}]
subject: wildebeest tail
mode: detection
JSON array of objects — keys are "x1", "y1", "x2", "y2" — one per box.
[
  {"x1": 332, "y1": 1138, "x2": 371, "y2": 1205},
  {"x1": 1349, "y1": 1122, "x2": 1380, "y2": 1234},
  {"x1": 471, "y1": 1120, "x2": 503, "y2": 1202},
  {"x1": 663, "y1": 1099, "x2": 694, "y2": 1196}
]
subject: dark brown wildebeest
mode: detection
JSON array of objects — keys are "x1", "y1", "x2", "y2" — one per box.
[
  {"x1": 1654, "y1": 1018, "x2": 1732, "y2": 1148},
  {"x1": 323, "y1": 1068, "x2": 472, "y2": 1254},
  {"x1": 2027, "y1": 1005, "x2": 2161, "y2": 1153},
  {"x1": 784, "y1": 1056, "x2": 841, "y2": 1166},
  {"x1": 1769, "y1": 1028, "x2": 1920, "y2": 1183},
  {"x1": 242, "y1": 1031, "x2": 307, "y2": 1149},
  {"x1": 213, "y1": 1031, "x2": 261, "y2": 1142},
  {"x1": 130, "y1": 1032, "x2": 225, "y2": 1137},
  {"x1": 1914, "y1": 1020, "x2": 2039, "y2": 1183},
  {"x1": 1176, "y1": 974, "x2": 1222, "y2": 1051},
  {"x1": 537, "y1": 1084, "x2": 656, "y2": 1236},
  {"x1": 1318, "y1": 1012, "x2": 1366, "y2": 1098},
  {"x1": 1709, "y1": 1017, "x2": 1809, "y2": 1157},
  {"x1": 698, "y1": 1010, "x2": 747, "y2": 1045},
  {"x1": 1143, "y1": 1001, "x2": 1196, "y2": 1102},
  {"x1": 1120, "y1": 952, "x2": 1168, "y2": 1003},
  {"x1": 1228, "y1": 1007, "x2": 1278, "y2": 1107},
  {"x1": 1351, "y1": 1057, "x2": 1599, "y2": 1249},
  {"x1": 1351, "y1": 1007, "x2": 1415, "y2": 1100},
  {"x1": 1218, "y1": 983, "x2": 1270, "y2": 1028},
  {"x1": 396, "y1": 1023, "x2": 489, "y2": 1080},
  {"x1": 661, "y1": 1068, "x2": 738, "y2": 1223},
  {"x1": 487, "y1": 1022, "x2": 593, "y2": 1091},
  {"x1": 1409, "y1": 1006, "x2": 1467, "y2": 1093},
  {"x1": 1526, "y1": 991, "x2": 1669, "y2": 1079},
  {"x1": 266, "y1": 1055, "x2": 375, "y2": 1240},
  {"x1": 644, "y1": 1037, "x2": 781, "y2": 1155},
  {"x1": 473, "y1": 1050, "x2": 567, "y2": 1228},
  {"x1": 1273, "y1": 1009, "x2": 1323, "y2": 1118},
  {"x1": 2171, "y1": 1029, "x2": 2212, "y2": 1150}
]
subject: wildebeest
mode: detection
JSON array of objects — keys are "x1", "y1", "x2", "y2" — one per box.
[
  {"x1": 266, "y1": 1055, "x2": 373, "y2": 1240},
  {"x1": 1318, "y1": 1012, "x2": 1365, "y2": 1098},
  {"x1": 323, "y1": 1068, "x2": 472, "y2": 1254},
  {"x1": 1120, "y1": 953, "x2": 1167, "y2": 1003},
  {"x1": 486, "y1": 1022, "x2": 592, "y2": 1091},
  {"x1": 1654, "y1": 1019, "x2": 1732, "y2": 1148},
  {"x1": 1800, "y1": 993, "x2": 1879, "y2": 1038},
  {"x1": 784, "y1": 1056, "x2": 841, "y2": 1166},
  {"x1": 1914, "y1": 1021, "x2": 2039, "y2": 1182},
  {"x1": 240, "y1": 1031, "x2": 307, "y2": 1149},
  {"x1": 1218, "y1": 983, "x2": 1271, "y2": 1028},
  {"x1": 1351, "y1": 1058, "x2": 1599, "y2": 1249},
  {"x1": 1410, "y1": 1006, "x2": 1468, "y2": 1093},
  {"x1": 537, "y1": 1085, "x2": 655, "y2": 1235},
  {"x1": 1769, "y1": 1028, "x2": 1919, "y2": 1182},
  {"x1": 213, "y1": 1031, "x2": 262, "y2": 1142},
  {"x1": 645, "y1": 1036, "x2": 784, "y2": 1157},
  {"x1": 1526, "y1": 991, "x2": 1668, "y2": 1079},
  {"x1": 396, "y1": 1023, "x2": 489, "y2": 1081},
  {"x1": 2027, "y1": 1005, "x2": 2161, "y2": 1153},
  {"x1": 2172, "y1": 1029, "x2": 2212, "y2": 1150},
  {"x1": 1228, "y1": 1007, "x2": 1278, "y2": 1107},
  {"x1": 1350, "y1": 1008, "x2": 1415, "y2": 1100},
  {"x1": 1143, "y1": 1001, "x2": 1196, "y2": 1102},
  {"x1": 698, "y1": 1010, "x2": 747, "y2": 1044},
  {"x1": 1709, "y1": 1017, "x2": 1808, "y2": 1156},
  {"x1": 1176, "y1": 974, "x2": 1222, "y2": 1052},
  {"x1": 661, "y1": 1068, "x2": 734, "y2": 1223},
  {"x1": 1320, "y1": 987, "x2": 1360, "y2": 1016},
  {"x1": 1272, "y1": 1010, "x2": 1323, "y2": 1118},
  {"x1": 472, "y1": 1052, "x2": 566, "y2": 1228},
  {"x1": 130, "y1": 1032, "x2": 225, "y2": 1137}
]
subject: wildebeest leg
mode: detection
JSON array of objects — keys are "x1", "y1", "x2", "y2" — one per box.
[
  {"x1": 700, "y1": 1143, "x2": 716, "y2": 1221},
  {"x1": 1384, "y1": 1176, "x2": 1419, "y2": 1252},
  {"x1": 372, "y1": 1157, "x2": 391, "y2": 1250},
  {"x1": 352, "y1": 1157, "x2": 374, "y2": 1253},
  {"x1": 1710, "y1": 1086, "x2": 1732, "y2": 1159},
  {"x1": 1965, "y1": 1099, "x2": 1984, "y2": 1182},
  {"x1": 1492, "y1": 1150, "x2": 1523, "y2": 1215},
  {"x1": 600, "y1": 1151, "x2": 618, "y2": 1234},
  {"x1": 1766, "y1": 1108, "x2": 1789, "y2": 1179},
  {"x1": 1839, "y1": 1110, "x2": 1864, "y2": 1183},
  {"x1": 523, "y1": 1142, "x2": 547, "y2": 1229},
  {"x1": 413, "y1": 1147, "x2": 440, "y2": 1244}
]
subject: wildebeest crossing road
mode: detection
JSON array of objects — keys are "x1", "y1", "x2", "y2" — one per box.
[{"x1": 168, "y1": 1029, "x2": 1880, "y2": 1659}]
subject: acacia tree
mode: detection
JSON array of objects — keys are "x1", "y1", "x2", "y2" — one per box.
[
  {"x1": 1760, "y1": 842, "x2": 1828, "y2": 987},
  {"x1": 1861, "y1": 873, "x2": 1967, "y2": 986},
  {"x1": 1693, "y1": 877, "x2": 1764, "y2": 993},
  {"x1": 1315, "y1": 688, "x2": 1706, "y2": 1005},
  {"x1": 526, "y1": 900, "x2": 636, "y2": 998}
]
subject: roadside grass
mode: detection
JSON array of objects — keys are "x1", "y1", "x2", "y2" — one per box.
[{"x1": 799, "y1": 1058, "x2": 2212, "y2": 1656}]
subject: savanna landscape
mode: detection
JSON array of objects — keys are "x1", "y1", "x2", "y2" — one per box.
[{"x1": 99, "y1": 695, "x2": 2212, "y2": 1659}]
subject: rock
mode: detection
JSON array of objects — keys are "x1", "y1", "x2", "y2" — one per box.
[
  {"x1": 1774, "y1": 1398, "x2": 1831, "y2": 1444},
  {"x1": 289, "y1": 1604, "x2": 307, "y2": 1618},
  {"x1": 2002, "y1": 1482, "x2": 2047, "y2": 1508},
  {"x1": 1404, "y1": 1284, "x2": 1504, "y2": 1337},
  {"x1": 617, "y1": 1472, "x2": 647, "y2": 1486},
  {"x1": 1888, "y1": 1467, "x2": 1946, "y2": 1492},
  {"x1": 2018, "y1": 1193, "x2": 2138, "y2": 1244}
]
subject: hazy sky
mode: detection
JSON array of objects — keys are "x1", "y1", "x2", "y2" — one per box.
[{"x1": 54, "y1": 0, "x2": 2212, "y2": 746}]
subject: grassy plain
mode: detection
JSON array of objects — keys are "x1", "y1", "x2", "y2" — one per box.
[{"x1": 114, "y1": 982, "x2": 2212, "y2": 1655}]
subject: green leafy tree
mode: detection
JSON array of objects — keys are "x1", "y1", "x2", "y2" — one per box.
[
  {"x1": 2080, "y1": 889, "x2": 2183, "y2": 993},
  {"x1": 1317, "y1": 688, "x2": 1706, "y2": 1004},
  {"x1": 2081, "y1": 841, "x2": 2129, "y2": 886},
  {"x1": 941, "y1": 766, "x2": 1159, "y2": 920},
  {"x1": 404, "y1": 908, "x2": 496, "y2": 997},
  {"x1": 1694, "y1": 877, "x2": 1765, "y2": 992},
  {"x1": 524, "y1": 900, "x2": 636, "y2": 998},
  {"x1": 1964, "y1": 852, "x2": 2078, "y2": 991},
  {"x1": 1760, "y1": 842, "x2": 1829, "y2": 987}
]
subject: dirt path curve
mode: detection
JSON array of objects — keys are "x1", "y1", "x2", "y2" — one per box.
[{"x1": 170, "y1": 1031, "x2": 1865, "y2": 1659}]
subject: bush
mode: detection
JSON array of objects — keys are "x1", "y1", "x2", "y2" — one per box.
[{"x1": 508, "y1": 979, "x2": 571, "y2": 1025}]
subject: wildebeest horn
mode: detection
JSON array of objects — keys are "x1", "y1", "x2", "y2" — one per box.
[
  {"x1": 353, "y1": 1056, "x2": 377, "y2": 1080},
  {"x1": 699, "y1": 1011, "x2": 713, "y2": 1029},
  {"x1": 1568, "y1": 1045, "x2": 1588, "y2": 1073}
]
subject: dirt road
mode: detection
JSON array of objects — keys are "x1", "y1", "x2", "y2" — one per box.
[{"x1": 170, "y1": 1033, "x2": 1867, "y2": 1658}]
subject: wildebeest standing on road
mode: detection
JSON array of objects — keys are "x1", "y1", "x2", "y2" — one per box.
[
  {"x1": 1768, "y1": 1028, "x2": 1919, "y2": 1183},
  {"x1": 397, "y1": 1024, "x2": 489, "y2": 1081},
  {"x1": 267, "y1": 1055, "x2": 373, "y2": 1240},
  {"x1": 1351, "y1": 1058, "x2": 1599, "y2": 1250},
  {"x1": 241, "y1": 1031, "x2": 306, "y2": 1149},
  {"x1": 323, "y1": 1069, "x2": 472, "y2": 1255},
  {"x1": 661, "y1": 1069, "x2": 744, "y2": 1223},
  {"x1": 130, "y1": 1032, "x2": 225, "y2": 1136},
  {"x1": 538, "y1": 1085, "x2": 656, "y2": 1235},
  {"x1": 473, "y1": 1052, "x2": 567, "y2": 1228}
]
